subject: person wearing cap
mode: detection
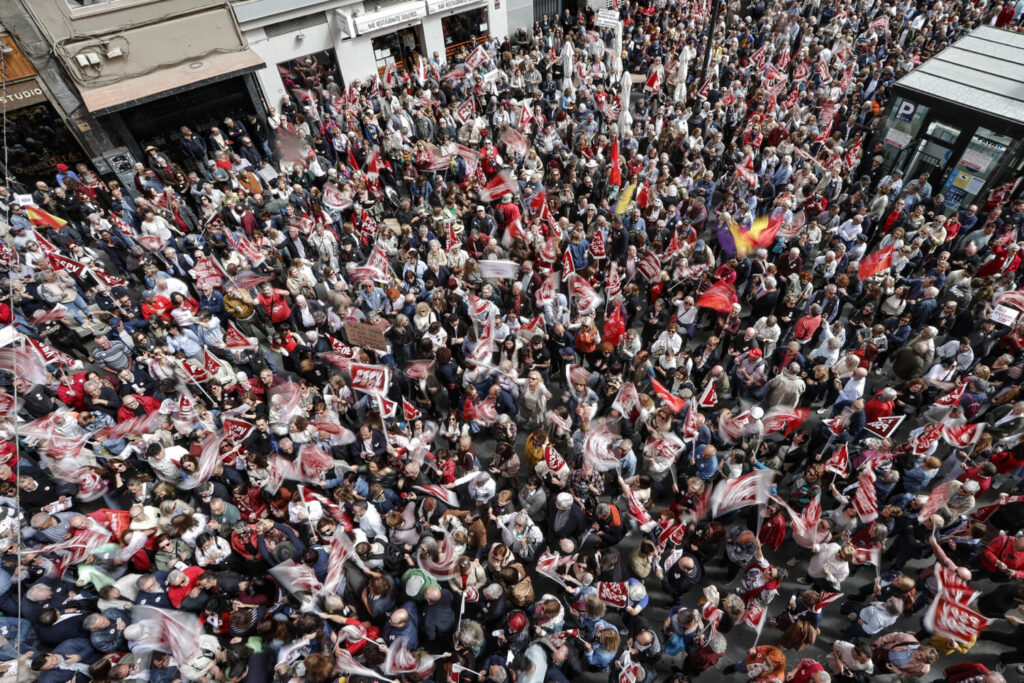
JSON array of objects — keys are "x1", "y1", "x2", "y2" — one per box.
[{"x1": 733, "y1": 347, "x2": 767, "y2": 401}]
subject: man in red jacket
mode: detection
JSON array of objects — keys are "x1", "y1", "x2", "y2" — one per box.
[{"x1": 981, "y1": 533, "x2": 1024, "y2": 581}]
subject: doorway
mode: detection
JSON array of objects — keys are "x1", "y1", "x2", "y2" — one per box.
[{"x1": 372, "y1": 26, "x2": 425, "y2": 75}]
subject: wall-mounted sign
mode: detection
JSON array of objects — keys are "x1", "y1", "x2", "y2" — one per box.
[
  {"x1": 355, "y1": 1, "x2": 427, "y2": 34},
  {"x1": 428, "y1": 0, "x2": 482, "y2": 12},
  {"x1": 0, "y1": 78, "x2": 46, "y2": 110}
]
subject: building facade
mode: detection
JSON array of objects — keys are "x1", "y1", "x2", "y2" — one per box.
[
  {"x1": 234, "y1": 0, "x2": 531, "y2": 112},
  {"x1": 1, "y1": 0, "x2": 266, "y2": 190},
  {"x1": 0, "y1": 0, "x2": 533, "y2": 191},
  {"x1": 873, "y1": 26, "x2": 1024, "y2": 211}
]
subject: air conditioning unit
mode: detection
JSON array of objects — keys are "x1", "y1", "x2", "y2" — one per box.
[{"x1": 334, "y1": 9, "x2": 356, "y2": 39}]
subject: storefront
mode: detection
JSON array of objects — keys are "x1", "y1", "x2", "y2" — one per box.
[
  {"x1": 0, "y1": 33, "x2": 88, "y2": 187},
  {"x1": 873, "y1": 26, "x2": 1024, "y2": 211},
  {"x1": 98, "y1": 75, "x2": 264, "y2": 159},
  {"x1": 427, "y1": 0, "x2": 490, "y2": 59}
]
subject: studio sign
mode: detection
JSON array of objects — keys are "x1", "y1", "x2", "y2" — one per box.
[{"x1": 0, "y1": 80, "x2": 46, "y2": 109}]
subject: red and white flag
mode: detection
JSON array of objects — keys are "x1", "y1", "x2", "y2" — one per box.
[
  {"x1": 47, "y1": 253, "x2": 87, "y2": 276},
  {"x1": 402, "y1": 397, "x2": 422, "y2": 422},
  {"x1": 350, "y1": 363, "x2": 391, "y2": 396},
  {"x1": 936, "y1": 383, "x2": 967, "y2": 408},
  {"x1": 568, "y1": 273, "x2": 601, "y2": 314},
  {"x1": 224, "y1": 321, "x2": 257, "y2": 349},
  {"x1": 853, "y1": 466, "x2": 878, "y2": 522},
  {"x1": 923, "y1": 592, "x2": 989, "y2": 644},
  {"x1": 455, "y1": 97, "x2": 476, "y2": 124},
  {"x1": 612, "y1": 382, "x2": 641, "y2": 421},
  {"x1": 912, "y1": 423, "x2": 944, "y2": 454},
  {"x1": 943, "y1": 422, "x2": 984, "y2": 448},
  {"x1": 864, "y1": 414, "x2": 904, "y2": 439},
  {"x1": 822, "y1": 415, "x2": 846, "y2": 436},
  {"x1": 824, "y1": 444, "x2": 850, "y2": 477},
  {"x1": 711, "y1": 469, "x2": 771, "y2": 518},
  {"x1": 596, "y1": 581, "x2": 629, "y2": 607},
  {"x1": 698, "y1": 381, "x2": 718, "y2": 408},
  {"x1": 814, "y1": 591, "x2": 844, "y2": 612},
  {"x1": 414, "y1": 484, "x2": 459, "y2": 508},
  {"x1": 222, "y1": 417, "x2": 255, "y2": 442},
  {"x1": 918, "y1": 480, "x2": 957, "y2": 522},
  {"x1": 478, "y1": 169, "x2": 518, "y2": 202},
  {"x1": 859, "y1": 244, "x2": 894, "y2": 280},
  {"x1": 466, "y1": 44, "x2": 489, "y2": 69},
  {"x1": 763, "y1": 407, "x2": 810, "y2": 436},
  {"x1": 645, "y1": 69, "x2": 662, "y2": 92},
  {"x1": 697, "y1": 76, "x2": 713, "y2": 99},
  {"x1": 637, "y1": 251, "x2": 662, "y2": 282},
  {"x1": 853, "y1": 544, "x2": 882, "y2": 567}
]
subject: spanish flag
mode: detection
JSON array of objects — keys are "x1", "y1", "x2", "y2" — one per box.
[
  {"x1": 717, "y1": 214, "x2": 781, "y2": 258},
  {"x1": 24, "y1": 206, "x2": 67, "y2": 229}
]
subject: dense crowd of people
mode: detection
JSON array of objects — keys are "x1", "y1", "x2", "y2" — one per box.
[{"x1": 2, "y1": 0, "x2": 1024, "y2": 682}]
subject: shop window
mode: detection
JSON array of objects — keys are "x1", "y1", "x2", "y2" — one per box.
[
  {"x1": 3, "y1": 102, "x2": 88, "y2": 187},
  {"x1": 278, "y1": 50, "x2": 344, "y2": 105},
  {"x1": 373, "y1": 27, "x2": 424, "y2": 74},
  {"x1": 442, "y1": 8, "x2": 489, "y2": 56}
]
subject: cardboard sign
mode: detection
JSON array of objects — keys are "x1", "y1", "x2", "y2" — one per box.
[
  {"x1": 344, "y1": 321, "x2": 387, "y2": 352},
  {"x1": 477, "y1": 259, "x2": 520, "y2": 279},
  {"x1": 991, "y1": 304, "x2": 1020, "y2": 326}
]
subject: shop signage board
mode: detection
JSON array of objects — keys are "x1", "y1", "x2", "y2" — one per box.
[{"x1": 355, "y1": 1, "x2": 427, "y2": 34}]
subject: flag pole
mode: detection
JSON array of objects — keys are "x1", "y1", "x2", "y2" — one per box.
[{"x1": 173, "y1": 358, "x2": 218, "y2": 408}]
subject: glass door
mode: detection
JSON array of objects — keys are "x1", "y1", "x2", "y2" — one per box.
[{"x1": 902, "y1": 120, "x2": 961, "y2": 190}]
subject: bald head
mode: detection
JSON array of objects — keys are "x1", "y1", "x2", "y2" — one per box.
[{"x1": 424, "y1": 586, "x2": 442, "y2": 604}]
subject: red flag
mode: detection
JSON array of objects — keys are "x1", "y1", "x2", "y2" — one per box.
[
  {"x1": 414, "y1": 484, "x2": 459, "y2": 508},
  {"x1": 697, "y1": 76, "x2": 713, "y2": 99},
  {"x1": 942, "y1": 423, "x2": 984, "y2": 448},
  {"x1": 636, "y1": 180, "x2": 650, "y2": 208},
  {"x1": 608, "y1": 138, "x2": 622, "y2": 187},
  {"x1": 223, "y1": 417, "x2": 255, "y2": 442},
  {"x1": 518, "y1": 101, "x2": 532, "y2": 131},
  {"x1": 711, "y1": 469, "x2": 771, "y2": 517},
  {"x1": 590, "y1": 230, "x2": 607, "y2": 259},
  {"x1": 351, "y1": 363, "x2": 391, "y2": 395},
  {"x1": 750, "y1": 45, "x2": 767, "y2": 69},
  {"x1": 824, "y1": 444, "x2": 850, "y2": 477},
  {"x1": 814, "y1": 591, "x2": 843, "y2": 612},
  {"x1": 650, "y1": 376, "x2": 687, "y2": 413},
  {"x1": 720, "y1": 89, "x2": 735, "y2": 107},
  {"x1": 696, "y1": 280, "x2": 737, "y2": 313},
  {"x1": 203, "y1": 350, "x2": 223, "y2": 378},
  {"x1": 478, "y1": 169, "x2": 518, "y2": 202},
  {"x1": 224, "y1": 321, "x2": 257, "y2": 349},
  {"x1": 853, "y1": 544, "x2": 882, "y2": 566},
  {"x1": 347, "y1": 147, "x2": 359, "y2": 171},
  {"x1": 596, "y1": 581, "x2": 629, "y2": 607},
  {"x1": 561, "y1": 249, "x2": 576, "y2": 275},
  {"x1": 918, "y1": 480, "x2": 957, "y2": 522},
  {"x1": 603, "y1": 304, "x2": 625, "y2": 345},
  {"x1": 47, "y1": 252, "x2": 87, "y2": 276},
  {"x1": 762, "y1": 407, "x2": 810, "y2": 436},
  {"x1": 923, "y1": 592, "x2": 990, "y2": 644},
  {"x1": 864, "y1": 414, "x2": 904, "y2": 438},
  {"x1": 366, "y1": 147, "x2": 382, "y2": 180},
  {"x1": 853, "y1": 466, "x2": 878, "y2": 522},
  {"x1": 402, "y1": 397, "x2": 422, "y2": 422},
  {"x1": 823, "y1": 415, "x2": 846, "y2": 435},
  {"x1": 698, "y1": 381, "x2": 718, "y2": 408},
  {"x1": 90, "y1": 268, "x2": 128, "y2": 288},
  {"x1": 645, "y1": 70, "x2": 662, "y2": 92},
  {"x1": 935, "y1": 383, "x2": 967, "y2": 408},
  {"x1": 912, "y1": 423, "x2": 944, "y2": 454}
]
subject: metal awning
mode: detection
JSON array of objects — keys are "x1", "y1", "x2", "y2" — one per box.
[
  {"x1": 895, "y1": 26, "x2": 1024, "y2": 130},
  {"x1": 79, "y1": 49, "x2": 265, "y2": 115}
]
